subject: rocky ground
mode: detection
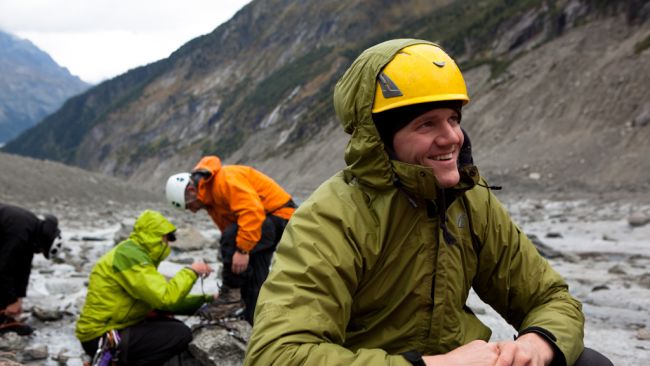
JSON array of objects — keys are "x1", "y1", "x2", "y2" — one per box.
[{"x1": 1, "y1": 152, "x2": 649, "y2": 365}]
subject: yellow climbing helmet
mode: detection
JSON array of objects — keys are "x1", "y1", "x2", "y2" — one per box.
[{"x1": 372, "y1": 43, "x2": 469, "y2": 113}]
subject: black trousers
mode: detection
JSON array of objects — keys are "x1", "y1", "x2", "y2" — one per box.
[
  {"x1": 81, "y1": 317, "x2": 192, "y2": 366},
  {"x1": 573, "y1": 347, "x2": 613, "y2": 366},
  {"x1": 220, "y1": 214, "x2": 288, "y2": 325}
]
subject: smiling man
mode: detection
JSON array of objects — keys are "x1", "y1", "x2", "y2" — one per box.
[{"x1": 244, "y1": 40, "x2": 612, "y2": 366}]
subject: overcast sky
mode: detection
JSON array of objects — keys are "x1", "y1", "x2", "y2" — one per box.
[{"x1": 0, "y1": 0, "x2": 252, "y2": 83}]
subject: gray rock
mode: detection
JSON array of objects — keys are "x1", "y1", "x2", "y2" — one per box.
[
  {"x1": 52, "y1": 349, "x2": 71, "y2": 365},
  {"x1": 0, "y1": 332, "x2": 27, "y2": 351},
  {"x1": 607, "y1": 264, "x2": 627, "y2": 275},
  {"x1": 527, "y1": 234, "x2": 577, "y2": 262},
  {"x1": 628, "y1": 212, "x2": 650, "y2": 227},
  {"x1": 173, "y1": 227, "x2": 213, "y2": 252},
  {"x1": 22, "y1": 344, "x2": 48, "y2": 361},
  {"x1": 113, "y1": 219, "x2": 135, "y2": 244},
  {"x1": 632, "y1": 106, "x2": 650, "y2": 128},
  {"x1": 31, "y1": 306, "x2": 64, "y2": 322},
  {"x1": 602, "y1": 234, "x2": 618, "y2": 242},
  {"x1": 591, "y1": 285, "x2": 609, "y2": 292},
  {"x1": 0, "y1": 354, "x2": 22, "y2": 365},
  {"x1": 171, "y1": 257, "x2": 196, "y2": 265},
  {"x1": 545, "y1": 232, "x2": 563, "y2": 238},
  {"x1": 189, "y1": 321, "x2": 251, "y2": 366},
  {"x1": 638, "y1": 273, "x2": 650, "y2": 289},
  {"x1": 637, "y1": 328, "x2": 650, "y2": 341}
]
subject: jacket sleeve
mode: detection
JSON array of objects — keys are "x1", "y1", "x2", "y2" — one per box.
[
  {"x1": 115, "y1": 263, "x2": 207, "y2": 313},
  {"x1": 244, "y1": 185, "x2": 412, "y2": 366},
  {"x1": 468, "y1": 188, "x2": 584, "y2": 365},
  {"x1": 222, "y1": 172, "x2": 267, "y2": 252}
]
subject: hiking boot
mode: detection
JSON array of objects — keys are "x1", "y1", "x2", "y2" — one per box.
[
  {"x1": 214, "y1": 286, "x2": 241, "y2": 306},
  {"x1": 196, "y1": 287, "x2": 244, "y2": 321}
]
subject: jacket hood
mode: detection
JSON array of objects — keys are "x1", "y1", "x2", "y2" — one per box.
[
  {"x1": 333, "y1": 39, "x2": 477, "y2": 199},
  {"x1": 129, "y1": 210, "x2": 176, "y2": 261},
  {"x1": 192, "y1": 156, "x2": 222, "y2": 205}
]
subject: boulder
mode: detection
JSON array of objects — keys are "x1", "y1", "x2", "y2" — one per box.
[
  {"x1": 628, "y1": 212, "x2": 650, "y2": 227},
  {"x1": 21, "y1": 344, "x2": 48, "y2": 361},
  {"x1": 0, "y1": 332, "x2": 27, "y2": 352},
  {"x1": 527, "y1": 234, "x2": 578, "y2": 262},
  {"x1": 31, "y1": 307, "x2": 64, "y2": 322},
  {"x1": 113, "y1": 219, "x2": 135, "y2": 244},
  {"x1": 189, "y1": 320, "x2": 251, "y2": 366},
  {"x1": 637, "y1": 328, "x2": 650, "y2": 341},
  {"x1": 172, "y1": 227, "x2": 213, "y2": 252}
]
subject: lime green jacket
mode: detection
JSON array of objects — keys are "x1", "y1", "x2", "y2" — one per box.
[
  {"x1": 75, "y1": 210, "x2": 211, "y2": 342},
  {"x1": 244, "y1": 39, "x2": 584, "y2": 366}
]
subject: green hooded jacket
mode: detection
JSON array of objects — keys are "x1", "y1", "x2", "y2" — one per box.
[
  {"x1": 245, "y1": 39, "x2": 584, "y2": 365},
  {"x1": 75, "y1": 210, "x2": 211, "y2": 342}
]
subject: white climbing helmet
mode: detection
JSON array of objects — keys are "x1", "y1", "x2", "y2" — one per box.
[{"x1": 166, "y1": 173, "x2": 191, "y2": 209}]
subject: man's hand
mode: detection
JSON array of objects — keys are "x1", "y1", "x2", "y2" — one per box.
[
  {"x1": 190, "y1": 261, "x2": 214, "y2": 278},
  {"x1": 495, "y1": 333, "x2": 554, "y2": 366},
  {"x1": 423, "y1": 340, "x2": 500, "y2": 366},
  {"x1": 5, "y1": 298, "x2": 23, "y2": 317},
  {"x1": 232, "y1": 251, "x2": 250, "y2": 274}
]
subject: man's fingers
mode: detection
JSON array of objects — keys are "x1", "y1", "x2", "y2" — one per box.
[{"x1": 495, "y1": 342, "x2": 515, "y2": 366}]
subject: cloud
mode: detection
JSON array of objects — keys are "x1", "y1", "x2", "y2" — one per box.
[{"x1": 0, "y1": 0, "x2": 251, "y2": 83}]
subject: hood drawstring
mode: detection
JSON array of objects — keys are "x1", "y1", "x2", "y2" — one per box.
[{"x1": 478, "y1": 182, "x2": 503, "y2": 190}]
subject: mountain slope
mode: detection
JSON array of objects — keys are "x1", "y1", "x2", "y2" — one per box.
[
  {"x1": 3, "y1": 0, "x2": 650, "y2": 199},
  {"x1": 0, "y1": 30, "x2": 89, "y2": 143}
]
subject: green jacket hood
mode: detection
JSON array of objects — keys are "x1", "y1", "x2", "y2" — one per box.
[
  {"x1": 334, "y1": 38, "x2": 448, "y2": 197},
  {"x1": 128, "y1": 210, "x2": 176, "y2": 262}
]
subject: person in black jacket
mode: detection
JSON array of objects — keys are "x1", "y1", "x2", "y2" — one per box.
[{"x1": 0, "y1": 203, "x2": 61, "y2": 335}]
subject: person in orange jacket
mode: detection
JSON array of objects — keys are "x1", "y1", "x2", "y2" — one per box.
[{"x1": 165, "y1": 156, "x2": 296, "y2": 324}]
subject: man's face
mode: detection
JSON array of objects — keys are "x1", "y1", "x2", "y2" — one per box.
[
  {"x1": 185, "y1": 185, "x2": 204, "y2": 213},
  {"x1": 392, "y1": 107, "x2": 464, "y2": 188}
]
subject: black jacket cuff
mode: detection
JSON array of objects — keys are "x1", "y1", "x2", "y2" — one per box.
[{"x1": 401, "y1": 350, "x2": 425, "y2": 366}]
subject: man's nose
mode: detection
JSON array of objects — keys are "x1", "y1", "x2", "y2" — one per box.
[{"x1": 435, "y1": 122, "x2": 460, "y2": 145}]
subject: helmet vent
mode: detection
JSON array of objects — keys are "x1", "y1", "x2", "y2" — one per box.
[
  {"x1": 378, "y1": 73, "x2": 403, "y2": 98},
  {"x1": 433, "y1": 60, "x2": 446, "y2": 68}
]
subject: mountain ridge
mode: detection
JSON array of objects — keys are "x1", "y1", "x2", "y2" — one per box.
[
  {"x1": 0, "y1": 29, "x2": 90, "y2": 143},
  {"x1": 3, "y1": 0, "x2": 650, "y2": 199}
]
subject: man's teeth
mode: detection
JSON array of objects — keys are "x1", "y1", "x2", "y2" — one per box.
[{"x1": 431, "y1": 153, "x2": 453, "y2": 161}]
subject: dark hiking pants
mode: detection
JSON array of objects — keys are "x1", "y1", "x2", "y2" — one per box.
[
  {"x1": 81, "y1": 317, "x2": 192, "y2": 366},
  {"x1": 573, "y1": 347, "x2": 613, "y2": 366},
  {"x1": 220, "y1": 214, "x2": 288, "y2": 325}
]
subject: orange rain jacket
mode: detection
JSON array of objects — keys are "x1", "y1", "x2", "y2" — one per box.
[{"x1": 193, "y1": 156, "x2": 295, "y2": 252}]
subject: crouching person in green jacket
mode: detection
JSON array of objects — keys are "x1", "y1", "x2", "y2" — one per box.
[
  {"x1": 244, "y1": 40, "x2": 613, "y2": 366},
  {"x1": 76, "y1": 210, "x2": 215, "y2": 365}
]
